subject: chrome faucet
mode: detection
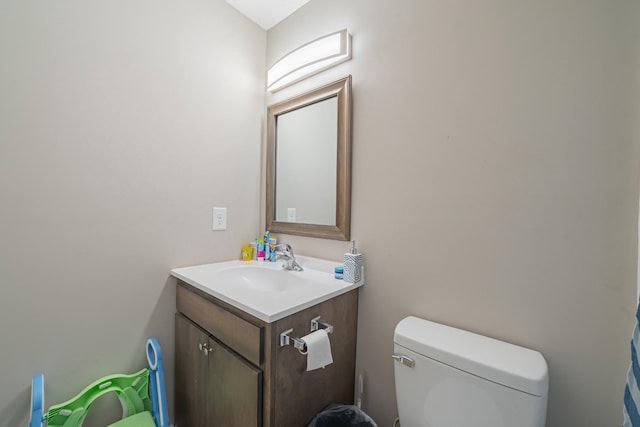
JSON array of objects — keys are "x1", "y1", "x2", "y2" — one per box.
[{"x1": 274, "y1": 243, "x2": 303, "y2": 271}]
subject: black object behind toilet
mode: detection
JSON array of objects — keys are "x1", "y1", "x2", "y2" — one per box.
[{"x1": 307, "y1": 404, "x2": 378, "y2": 427}]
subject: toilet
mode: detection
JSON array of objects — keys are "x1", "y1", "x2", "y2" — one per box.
[{"x1": 393, "y1": 316, "x2": 548, "y2": 427}]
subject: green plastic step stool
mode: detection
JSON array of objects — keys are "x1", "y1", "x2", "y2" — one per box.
[
  {"x1": 43, "y1": 369, "x2": 153, "y2": 427},
  {"x1": 29, "y1": 338, "x2": 168, "y2": 427}
]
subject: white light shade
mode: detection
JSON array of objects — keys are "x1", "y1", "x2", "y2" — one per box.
[{"x1": 267, "y1": 29, "x2": 351, "y2": 92}]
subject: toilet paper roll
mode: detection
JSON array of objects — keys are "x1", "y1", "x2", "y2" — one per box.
[{"x1": 302, "y1": 329, "x2": 333, "y2": 371}]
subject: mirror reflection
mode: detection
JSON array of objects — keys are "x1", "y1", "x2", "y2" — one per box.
[
  {"x1": 266, "y1": 75, "x2": 352, "y2": 240},
  {"x1": 275, "y1": 97, "x2": 338, "y2": 225}
]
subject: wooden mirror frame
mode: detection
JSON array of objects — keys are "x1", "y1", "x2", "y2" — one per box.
[{"x1": 266, "y1": 75, "x2": 352, "y2": 240}]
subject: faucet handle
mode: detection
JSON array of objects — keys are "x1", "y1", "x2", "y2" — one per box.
[{"x1": 275, "y1": 243, "x2": 293, "y2": 255}]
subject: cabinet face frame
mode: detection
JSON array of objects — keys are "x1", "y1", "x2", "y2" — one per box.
[{"x1": 176, "y1": 313, "x2": 262, "y2": 427}]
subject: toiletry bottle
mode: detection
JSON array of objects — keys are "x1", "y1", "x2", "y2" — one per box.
[
  {"x1": 343, "y1": 240, "x2": 363, "y2": 284},
  {"x1": 257, "y1": 238, "x2": 265, "y2": 261},
  {"x1": 264, "y1": 231, "x2": 271, "y2": 261},
  {"x1": 269, "y1": 235, "x2": 278, "y2": 262},
  {"x1": 241, "y1": 245, "x2": 253, "y2": 261}
]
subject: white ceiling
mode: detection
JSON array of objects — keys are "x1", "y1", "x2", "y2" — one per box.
[{"x1": 225, "y1": 0, "x2": 312, "y2": 30}]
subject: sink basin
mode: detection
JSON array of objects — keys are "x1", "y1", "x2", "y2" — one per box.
[
  {"x1": 215, "y1": 266, "x2": 306, "y2": 292},
  {"x1": 171, "y1": 257, "x2": 364, "y2": 322}
]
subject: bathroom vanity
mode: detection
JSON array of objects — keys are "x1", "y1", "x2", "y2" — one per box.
[{"x1": 171, "y1": 258, "x2": 363, "y2": 427}]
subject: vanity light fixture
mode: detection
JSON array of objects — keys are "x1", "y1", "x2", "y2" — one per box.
[{"x1": 267, "y1": 28, "x2": 351, "y2": 92}]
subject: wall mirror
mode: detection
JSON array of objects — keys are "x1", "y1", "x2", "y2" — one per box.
[{"x1": 266, "y1": 75, "x2": 352, "y2": 240}]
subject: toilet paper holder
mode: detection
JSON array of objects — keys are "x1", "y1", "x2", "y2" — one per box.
[
  {"x1": 310, "y1": 316, "x2": 334, "y2": 335},
  {"x1": 279, "y1": 316, "x2": 334, "y2": 350}
]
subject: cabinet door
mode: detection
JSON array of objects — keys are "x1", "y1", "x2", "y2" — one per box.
[
  {"x1": 207, "y1": 337, "x2": 263, "y2": 427},
  {"x1": 175, "y1": 314, "x2": 209, "y2": 427}
]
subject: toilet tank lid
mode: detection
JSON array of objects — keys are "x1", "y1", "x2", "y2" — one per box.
[{"x1": 394, "y1": 316, "x2": 549, "y2": 397}]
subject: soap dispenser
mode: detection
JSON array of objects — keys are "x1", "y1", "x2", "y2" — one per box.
[{"x1": 343, "y1": 240, "x2": 363, "y2": 284}]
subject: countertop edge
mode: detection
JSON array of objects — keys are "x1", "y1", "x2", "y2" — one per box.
[{"x1": 170, "y1": 267, "x2": 363, "y2": 323}]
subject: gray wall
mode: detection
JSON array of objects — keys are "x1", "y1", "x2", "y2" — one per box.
[
  {"x1": 266, "y1": 1, "x2": 640, "y2": 426},
  {"x1": 0, "y1": 1, "x2": 265, "y2": 426}
]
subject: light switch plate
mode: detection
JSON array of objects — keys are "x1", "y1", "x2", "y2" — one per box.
[
  {"x1": 287, "y1": 207, "x2": 296, "y2": 222},
  {"x1": 212, "y1": 207, "x2": 227, "y2": 230}
]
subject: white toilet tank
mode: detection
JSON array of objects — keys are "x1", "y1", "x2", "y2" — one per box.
[{"x1": 393, "y1": 316, "x2": 548, "y2": 427}]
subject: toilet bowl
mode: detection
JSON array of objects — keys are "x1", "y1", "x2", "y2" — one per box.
[{"x1": 393, "y1": 316, "x2": 548, "y2": 427}]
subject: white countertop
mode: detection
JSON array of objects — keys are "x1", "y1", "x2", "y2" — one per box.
[{"x1": 171, "y1": 256, "x2": 364, "y2": 323}]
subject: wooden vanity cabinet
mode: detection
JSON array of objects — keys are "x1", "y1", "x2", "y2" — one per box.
[{"x1": 174, "y1": 280, "x2": 359, "y2": 427}]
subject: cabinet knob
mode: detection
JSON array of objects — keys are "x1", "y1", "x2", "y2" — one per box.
[{"x1": 199, "y1": 343, "x2": 209, "y2": 356}]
